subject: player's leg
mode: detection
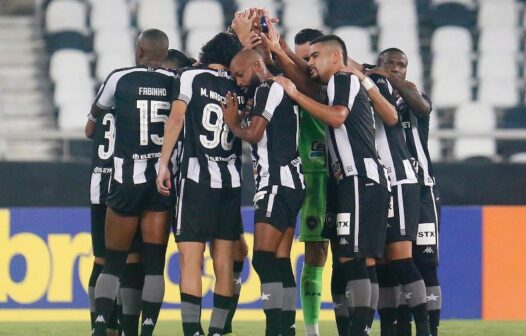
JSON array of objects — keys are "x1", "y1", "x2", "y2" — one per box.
[
  {"x1": 385, "y1": 184, "x2": 430, "y2": 336},
  {"x1": 277, "y1": 227, "x2": 297, "y2": 336},
  {"x1": 93, "y1": 207, "x2": 139, "y2": 336},
  {"x1": 414, "y1": 185, "x2": 441, "y2": 336},
  {"x1": 366, "y1": 257, "x2": 379, "y2": 333},
  {"x1": 89, "y1": 204, "x2": 107, "y2": 332},
  {"x1": 119, "y1": 240, "x2": 144, "y2": 336},
  {"x1": 224, "y1": 235, "x2": 248, "y2": 335},
  {"x1": 396, "y1": 283, "x2": 412, "y2": 336},
  {"x1": 252, "y1": 221, "x2": 285, "y2": 336},
  {"x1": 139, "y1": 209, "x2": 170, "y2": 336},
  {"x1": 299, "y1": 172, "x2": 328, "y2": 336},
  {"x1": 377, "y1": 260, "x2": 400, "y2": 336},
  {"x1": 209, "y1": 238, "x2": 234, "y2": 336}
]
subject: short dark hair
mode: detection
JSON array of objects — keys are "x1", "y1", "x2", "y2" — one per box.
[
  {"x1": 199, "y1": 32, "x2": 242, "y2": 67},
  {"x1": 166, "y1": 49, "x2": 194, "y2": 68},
  {"x1": 378, "y1": 48, "x2": 406, "y2": 58},
  {"x1": 294, "y1": 28, "x2": 324, "y2": 45},
  {"x1": 140, "y1": 28, "x2": 169, "y2": 47},
  {"x1": 310, "y1": 34, "x2": 348, "y2": 65}
]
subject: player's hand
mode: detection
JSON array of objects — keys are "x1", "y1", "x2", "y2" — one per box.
[
  {"x1": 242, "y1": 31, "x2": 262, "y2": 50},
  {"x1": 365, "y1": 67, "x2": 390, "y2": 79},
  {"x1": 405, "y1": 80, "x2": 418, "y2": 90},
  {"x1": 231, "y1": 9, "x2": 255, "y2": 42},
  {"x1": 259, "y1": 18, "x2": 280, "y2": 52},
  {"x1": 156, "y1": 163, "x2": 172, "y2": 196},
  {"x1": 222, "y1": 91, "x2": 242, "y2": 127},
  {"x1": 272, "y1": 76, "x2": 298, "y2": 98},
  {"x1": 342, "y1": 64, "x2": 366, "y2": 80}
]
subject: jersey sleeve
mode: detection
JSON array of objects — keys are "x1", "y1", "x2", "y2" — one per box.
[
  {"x1": 171, "y1": 73, "x2": 181, "y2": 102},
  {"x1": 328, "y1": 72, "x2": 359, "y2": 109},
  {"x1": 94, "y1": 71, "x2": 120, "y2": 109},
  {"x1": 177, "y1": 70, "x2": 195, "y2": 104},
  {"x1": 369, "y1": 73, "x2": 397, "y2": 106},
  {"x1": 252, "y1": 81, "x2": 284, "y2": 122}
]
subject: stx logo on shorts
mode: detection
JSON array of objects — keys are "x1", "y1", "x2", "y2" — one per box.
[
  {"x1": 336, "y1": 213, "x2": 351, "y2": 236},
  {"x1": 416, "y1": 223, "x2": 437, "y2": 245}
]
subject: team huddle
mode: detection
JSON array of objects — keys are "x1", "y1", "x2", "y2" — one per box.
[{"x1": 85, "y1": 7, "x2": 441, "y2": 336}]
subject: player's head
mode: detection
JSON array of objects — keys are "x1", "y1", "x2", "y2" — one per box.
[
  {"x1": 378, "y1": 48, "x2": 408, "y2": 80},
  {"x1": 294, "y1": 28, "x2": 323, "y2": 61},
  {"x1": 308, "y1": 35, "x2": 348, "y2": 83},
  {"x1": 199, "y1": 32, "x2": 243, "y2": 68},
  {"x1": 163, "y1": 49, "x2": 195, "y2": 69},
  {"x1": 230, "y1": 49, "x2": 268, "y2": 97},
  {"x1": 135, "y1": 29, "x2": 169, "y2": 67}
]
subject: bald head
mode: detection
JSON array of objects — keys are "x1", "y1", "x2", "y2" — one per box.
[
  {"x1": 230, "y1": 49, "x2": 270, "y2": 96},
  {"x1": 135, "y1": 29, "x2": 169, "y2": 67}
]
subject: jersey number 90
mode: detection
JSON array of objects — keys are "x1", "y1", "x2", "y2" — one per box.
[{"x1": 200, "y1": 103, "x2": 233, "y2": 150}]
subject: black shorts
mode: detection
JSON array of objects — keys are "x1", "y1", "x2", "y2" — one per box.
[
  {"x1": 106, "y1": 179, "x2": 175, "y2": 217},
  {"x1": 322, "y1": 175, "x2": 390, "y2": 259},
  {"x1": 413, "y1": 185, "x2": 441, "y2": 265},
  {"x1": 90, "y1": 204, "x2": 142, "y2": 258},
  {"x1": 175, "y1": 178, "x2": 242, "y2": 242},
  {"x1": 385, "y1": 183, "x2": 421, "y2": 244},
  {"x1": 253, "y1": 185, "x2": 305, "y2": 232}
]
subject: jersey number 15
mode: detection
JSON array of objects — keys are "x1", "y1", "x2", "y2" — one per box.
[{"x1": 137, "y1": 100, "x2": 171, "y2": 146}]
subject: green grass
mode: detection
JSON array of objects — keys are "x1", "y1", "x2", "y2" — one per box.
[{"x1": 0, "y1": 320, "x2": 525, "y2": 335}]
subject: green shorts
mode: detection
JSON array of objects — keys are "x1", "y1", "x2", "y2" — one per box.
[{"x1": 299, "y1": 172, "x2": 328, "y2": 242}]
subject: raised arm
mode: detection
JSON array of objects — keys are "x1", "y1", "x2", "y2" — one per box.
[{"x1": 367, "y1": 67, "x2": 431, "y2": 117}]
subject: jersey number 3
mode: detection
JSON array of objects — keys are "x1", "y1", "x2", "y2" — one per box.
[
  {"x1": 200, "y1": 103, "x2": 233, "y2": 150},
  {"x1": 137, "y1": 100, "x2": 171, "y2": 146}
]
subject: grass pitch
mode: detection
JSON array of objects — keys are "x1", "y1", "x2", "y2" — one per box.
[{"x1": 0, "y1": 320, "x2": 524, "y2": 335}]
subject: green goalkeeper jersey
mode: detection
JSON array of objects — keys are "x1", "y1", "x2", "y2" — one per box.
[{"x1": 299, "y1": 108, "x2": 327, "y2": 173}]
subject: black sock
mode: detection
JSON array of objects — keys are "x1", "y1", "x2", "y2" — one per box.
[
  {"x1": 331, "y1": 262, "x2": 349, "y2": 336},
  {"x1": 208, "y1": 293, "x2": 232, "y2": 335},
  {"x1": 367, "y1": 265, "x2": 378, "y2": 333},
  {"x1": 417, "y1": 263, "x2": 441, "y2": 336},
  {"x1": 120, "y1": 262, "x2": 144, "y2": 336},
  {"x1": 377, "y1": 264, "x2": 399, "y2": 336},
  {"x1": 278, "y1": 258, "x2": 296, "y2": 336},
  {"x1": 252, "y1": 251, "x2": 282, "y2": 336},
  {"x1": 181, "y1": 292, "x2": 203, "y2": 336},
  {"x1": 89, "y1": 263, "x2": 103, "y2": 330},
  {"x1": 140, "y1": 243, "x2": 167, "y2": 336},
  {"x1": 224, "y1": 260, "x2": 244, "y2": 333},
  {"x1": 93, "y1": 250, "x2": 128, "y2": 336},
  {"x1": 341, "y1": 258, "x2": 370, "y2": 336},
  {"x1": 390, "y1": 258, "x2": 430, "y2": 336},
  {"x1": 397, "y1": 303, "x2": 412, "y2": 336}
]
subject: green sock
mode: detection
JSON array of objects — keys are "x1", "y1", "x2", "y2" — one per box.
[{"x1": 300, "y1": 263, "x2": 324, "y2": 334}]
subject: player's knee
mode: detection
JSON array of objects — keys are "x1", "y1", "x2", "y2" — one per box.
[
  {"x1": 252, "y1": 250, "x2": 276, "y2": 276},
  {"x1": 417, "y1": 263, "x2": 439, "y2": 287},
  {"x1": 141, "y1": 243, "x2": 167, "y2": 275},
  {"x1": 238, "y1": 236, "x2": 249, "y2": 260},
  {"x1": 305, "y1": 241, "x2": 329, "y2": 266}
]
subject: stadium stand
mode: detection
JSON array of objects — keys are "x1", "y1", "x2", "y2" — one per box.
[{"x1": 0, "y1": 0, "x2": 525, "y2": 161}]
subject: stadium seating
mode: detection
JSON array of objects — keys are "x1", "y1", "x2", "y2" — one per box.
[
  {"x1": 453, "y1": 103, "x2": 497, "y2": 160},
  {"x1": 11, "y1": 0, "x2": 521, "y2": 162}
]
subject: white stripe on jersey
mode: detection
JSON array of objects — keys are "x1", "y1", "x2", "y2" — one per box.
[
  {"x1": 133, "y1": 160, "x2": 147, "y2": 184},
  {"x1": 333, "y1": 125, "x2": 357, "y2": 176},
  {"x1": 114, "y1": 157, "x2": 124, "y2": 183},
  {"x1": 402, "y1": 159, "x2": 418, "y2": 182},
  {"x1": 187, "y1": 157, "x2": 200, "y2": 184},
  {"x1": 364, "y1": 158, "x2": 380, "y2": 184},
  {"x1": 374, "y1": 119, "x2": 397, "y2": 181},
  {"x1": 90, "y1": 173, "x2": 101, "y2": 204},
  {"x1": 280, "y1": 166, "x2": 295, "y2": 189},
  {"x1": 227, "y1": 160, "x2": 241, "y2": 188},
  {"x1": 178, "y1": 69, "x2": 230, "y2": 104},
  {"x1": 353, "y1": 176, "x2": 360, "y2": 253},
  {"x1": 255, "y1": 132, "x2": 270, "y2": 190},
  {"x1": 208, "y1": 161, "x2": 222, "y2": 188},
  {"x1": 410, "y1": 113, "x2": 434, "y2": 186}
]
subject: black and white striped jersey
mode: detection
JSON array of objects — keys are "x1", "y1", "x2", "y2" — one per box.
[
  {"x1": 94, "y1": 66, "x2": 174, "y2": 185},
  {"x1": 90, "y1": 110, "x2": 115, "y2": 204},
  {"x1": 250, "y1": 80, "x2": 305, "y2": 191},
  {"x1": 326, "y1": 72, "x2": 389, "y2": 189},
  {"x1": 398, "y1": 93, "x2": 435, "y2": 186},
  {"x1": 176, "y1": 67, "x2": 245, "y2": 189},
  {"x1": 370, "y1": 74, "x2": 418, "y2": 186}
]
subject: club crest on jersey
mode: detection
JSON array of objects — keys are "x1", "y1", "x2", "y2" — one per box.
[
  {"x1": 324, "y1": 212, "x2": 335, "y2": 228},
  {"x1": 306, "y1": 216, "x2": 319, "y2": 230},
  {"x1": 309, "y1": 140, "x2": 325, "y2": 158}
]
